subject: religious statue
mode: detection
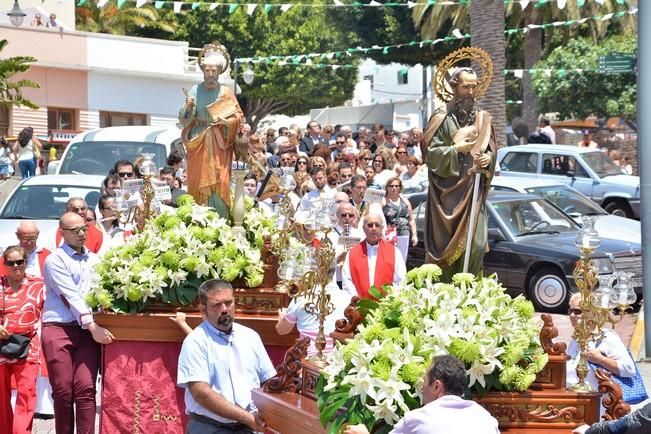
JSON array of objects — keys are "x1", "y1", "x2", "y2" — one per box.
[
  {"x1": 179, "y1": 42, "x2": 244, "y2": 216},
  {"x1": 422, "y1": 47, "x2": 496, "y2": 281}
]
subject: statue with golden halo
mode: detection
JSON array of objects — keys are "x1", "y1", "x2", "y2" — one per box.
[
  {"x1": 422, "y1": 47, "x2": 497, "y2": 281},
  {"x1": 179, "y1": 42, "x2": 245, "y2": 216}
]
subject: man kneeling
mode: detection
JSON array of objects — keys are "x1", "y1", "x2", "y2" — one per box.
[{"x1": 344, "y1": 355, "x2": 499, "y2": 434}]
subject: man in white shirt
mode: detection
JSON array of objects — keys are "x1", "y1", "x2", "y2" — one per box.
[
  {"x1": 538, "y1": 117, "x2": 556, "y2": 144},
  {"x1": 344, "y1": 355, "x2": 500, "y2": 434},
  {"x1": 297, "y1": 166, "x2": 335, "y2": 214},
  {"x1": 341, "y1": 212, "x2": 405, "y2": 298},
  {"x1": 328, "y1": 202, "x2": 363, "y2": 288},
  {"x1": 177, "y1": 279, "x2": 276, "y2": 433}
]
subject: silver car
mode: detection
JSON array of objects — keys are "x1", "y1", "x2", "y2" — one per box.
[{"x1": 0, "y1": 175, "x2": 104, "y2": 250}]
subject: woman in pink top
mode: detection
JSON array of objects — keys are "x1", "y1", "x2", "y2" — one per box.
[{"x1": 0, "y1": 246, "x2": 46, "y2": 434}]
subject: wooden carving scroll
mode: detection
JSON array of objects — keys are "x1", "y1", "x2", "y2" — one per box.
[
  {"x1": 263, "y1": 337, "x2": 310, "y2": 394},
  {"x1": 334, "y1": 296, "x2": 363, "y2": 334},
  {"x1": 539, "y1": 313, "x2": 567, "y2": 356},
  {"x1": 485, "y1": 403, "x2": 581, "y2": 423},
  {"x1": 595, "y1": 367, "x2": 630, "y2": 421}
]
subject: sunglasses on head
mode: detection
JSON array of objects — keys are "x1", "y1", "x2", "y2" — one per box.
[{"x1": 6, "y1": 259, "x2": 25, "y2": 267}]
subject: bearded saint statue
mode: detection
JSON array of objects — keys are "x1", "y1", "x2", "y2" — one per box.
[{"x1": 422, "y1": 65, "x2": 496, "y2": 282}]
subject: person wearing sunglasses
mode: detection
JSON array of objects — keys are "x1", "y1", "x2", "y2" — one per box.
[
  {"x1": 295, "y1": 157, "x2": 310, "y2": 174},
  {"x1": 328, "y1": 202, "x2": 363, "y2": 289},
  {"x1": 112, "y1": 160, "x2": 135, "y2": 180},
  {"x1": 382, "y1": 177, "x2": 418, "y2": 264},
  {"x1": 394, "y1": 144, "x2": 410, "y2": 176},
  {"x1": 0, "y1": 246, "x2": 46, "y2": 434},
  {"x1": 42, "y1": 212, "x2": 115, "y2": 434},
  {"x1": 55, "y1": 198, "x2": 105, "y2": 254},
  {"x1": 566, "y1": 293, "x2": 637, "y2": 412},
  {"x1": 341, "y1": 212, "x2": 405, "y2": 299}
]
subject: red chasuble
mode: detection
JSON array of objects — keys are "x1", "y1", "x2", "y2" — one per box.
[{"x1": 349, "y1": 239, "x2": 396, "y2": 299}]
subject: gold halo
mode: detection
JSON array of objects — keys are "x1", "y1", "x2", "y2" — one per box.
[
  {"x1": 433, "y1": 47, "x2": 493, "y2": 102},
  {"x1": 198, "y1": 42, "x2": 231, "y2": 69}
]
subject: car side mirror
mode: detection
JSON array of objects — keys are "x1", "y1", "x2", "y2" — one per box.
[
  {"x1": 488, "y1": 227, "x2": 506, "y2": 242},
  {"x1": 566, "y1": 170, "x2": 575, "y2": 179}
]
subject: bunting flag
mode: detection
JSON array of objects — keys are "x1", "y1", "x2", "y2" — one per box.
[
  {"x1": 234, "y1": 7, "x2": 636, "y2": 66},
  {"x1": 85, "y1": 0, "x2": 623, "y2": 12}
]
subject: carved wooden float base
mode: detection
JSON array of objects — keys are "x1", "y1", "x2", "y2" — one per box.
[{"x1": 94, "y1": 311, "x2": 297, "y2": 345}]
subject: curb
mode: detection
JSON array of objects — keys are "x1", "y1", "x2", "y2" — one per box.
[{"x1": 629, "y1": 309, "x2": 645, "y2": 360}]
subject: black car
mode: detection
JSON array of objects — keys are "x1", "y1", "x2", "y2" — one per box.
[{"x1": 408, "y1": 191, "x2": 642, "y2": 313}]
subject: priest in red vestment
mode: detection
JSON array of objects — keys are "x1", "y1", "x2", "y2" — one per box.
[{"x1": 341, "y1": 212, "x2": 406, "y2": 299}]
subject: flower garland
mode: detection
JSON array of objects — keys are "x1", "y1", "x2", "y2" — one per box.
[
  {"x1": 87, "y1": 195, "x2": 276, "y2": 313},
  {"x1": 317, "y1": 264, "x2": 547, "y2": 433}
]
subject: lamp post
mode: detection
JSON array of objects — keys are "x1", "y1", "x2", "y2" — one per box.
[
  {"x1": 242, "y1": 65, "x2": 255, "y2": 85},
  {"x1": 7, "y1": 0, "x2": 26, "y2": 27},
  {"x1": 232, "y1": 60, "x2": 254, "y2": 92}
]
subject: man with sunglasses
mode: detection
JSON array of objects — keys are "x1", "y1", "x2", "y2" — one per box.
[
  {"x1": 42, "y1": 212, "x2": 115, "y2": 434},
  {"x1": 55, "y1": 198, "x2": 105, "y2": 254},
  {"x1": 341, "y1": 212, "x2": 405, "y2": 299},
  {"x1": 0, "y1": 221, "x2": 51, "y2": 278},
  {"x1": 328, "y1": 202, "x2": 363, "y2": 289}
]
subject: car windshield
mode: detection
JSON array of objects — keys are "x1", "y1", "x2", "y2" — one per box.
[
  {"x1": 580, "y1": 152, "x2": 625, "y2": 178},
  {"x1": 1, "y1": 185, "x2": 102, "y2": 219},
  {"x1": 59, "y1": 141, "x2": 167, "y2": 175},
  {"x1": 490, "y1": 197, "x2": 578, "y2": 237},
  {"x1": 524, "y1": 185, "x2": 606, "y2": 217}
]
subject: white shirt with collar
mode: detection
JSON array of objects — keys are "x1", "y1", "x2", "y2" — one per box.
[
  {"x1": 297, "y1": 185, "x2": 335, "y2": 214},
  {"x1": 328, "y1": 224, "x2": 363, "y2": 283},
  {"x1": 341, "y1": 240, "x2": 406, "y2": 298},
  {"x1": 25, "y1": 246, "x2": 46, "y2": 277}
]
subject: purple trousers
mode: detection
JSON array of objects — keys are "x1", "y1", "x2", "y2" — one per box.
[{"x1": 41, "y1": 324, "x2": 99, "y2": 434}]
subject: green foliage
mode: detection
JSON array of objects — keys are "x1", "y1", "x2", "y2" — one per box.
[
  {"x1": 0, "y1": 40, "x2": 40, "y2": 109},
  {"x1": 532, "y1": 33, "x2": 636, "y2": 128},
  {"x1": 76, "y1": 0, "x2": 177, "y2": 35},
  {"x1": 171, "y1": 2, "x2": 358, "y2": 124}
]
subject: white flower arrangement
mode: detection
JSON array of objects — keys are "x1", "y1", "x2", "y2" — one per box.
[
  {"x1": 87, "y1": 195, "x2": 276, "y2": 313},
  {"x1": 317, "y1": 264, "x2": 547, "y2": 433}
]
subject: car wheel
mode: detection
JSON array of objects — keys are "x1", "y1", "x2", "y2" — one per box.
[
  {"x1": 528, "y1": 267, "x2": 569, "y2": 313},
  {"x1": 604, "y1": 200, "x2": 633, "y2": 218}
]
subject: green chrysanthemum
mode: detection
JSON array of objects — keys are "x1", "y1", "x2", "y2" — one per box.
[
  {"x1": 96, "y1": 289, "x2": 114, "y2": 309},
  {"x1": 342, "y1": 340, "x2": 360, "y2": 364},
  {"x1": 164, "y1": 216, "x2": 182, "y2": 230},
  {"x1": 208, "y1": 249, "x2": 225, "y2": 264},
  {"x1": 176, "y1": 205, "x2": 193, "y2": 222},
  {"x1": 511, "y1": 297, "x2": 535, "y2": 319},
  {"x1": 245, "y1": 272, "x2": 263, "y2": 288},
  {"x1": 514, "y1": 369, "x2": 537, "y2": 391},
  {"x1": 234, "y1": 255, "x2": 249, "y2": 271},
  {"x1": 500, "y1": 342, "x2": 526, "y2": 367},
  {"x1": 452, "y1": 272, "x2": 475, "y2": 286},
  {"x1": 221, "y1": 263, "x2": 241, "y2": 281},
  {"x1": 360, "y1": 323, "x2": 385, "y2": 341},
  {"x1": 140, "y1": 252, "x2": 156, "y2": 267},
  {"x1": 370, "y1": 356, "x2": 392, "y2": 381},
  {"x1": 181, "y1": 256, "x2": 200, "y2": 272},
  {"x1": 380, "y1": 328, "x2": 401, "y2": 342},
  {"x1": 498, "y1": 365, "x2": 521, "y2": 385},
  {"x1": 190, "y1": 226, "x2": 210, "y2": 242},
  {"x1": 86, "y1": 292, "x2": 98, "y2": 309},
  {"x1": 400, "y1": 362, "x2": 427, "y2": 384},
  {"x1": 160, "y1": 251, "x2": 181, "y2": 269},
  {"x1": 126, "y1": 286, "x2": 143, "y2": 302},
  {"x1": 223, "y1": 243, "x2": 238, "y2": 259},
  {"x1": 175, "y1": 194, "x2": 195, "y2": 207},
  {"x1": 448, "y1": 338, "x2": 481, "y2": 364}
]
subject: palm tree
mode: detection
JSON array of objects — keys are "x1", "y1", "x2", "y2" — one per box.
[
  {"x1": 471, "y1": 0, "x2": 507, "y2": 148},
  {"x1": 0, "y1": 39, "x2": 39, "y2": 110},
  {"x1": 412, "y1": 0, "x2": 637, "y2": 131},
  {"x1": 76, "y1": 0, "x2": 177, "y2": 35}
]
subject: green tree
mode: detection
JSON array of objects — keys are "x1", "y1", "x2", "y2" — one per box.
[
  {"x1": 76, "y1": 0, "x2": 177, "y2": 35},
  {"x1": 173, "y1": 4, "x2": 358, "y2": 129},
  {"x1": 531, "y1": 33, "x2": 636, "y2": 130},
  {"x1": 0, "y1": 39, "x2": 39, "y2": 110}
]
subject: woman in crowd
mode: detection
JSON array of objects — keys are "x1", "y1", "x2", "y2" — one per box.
[
  {"x1": 364, "y1": 166, "x2": 376, "y2": 188},
  {"x1": 566, "y1": 293, "x2": 637, "y2": 407},
  {"x1": 0, "y1": 246, "x2": 46, "y2": 434},
  {"x1": 357, "y1": 149, "x2": 373, "y2": 174},
  {"x1": 393, "y1": 145, "x2": 409, "y2": 176},
  {"x1": 371, "y1": 153, "x2": 395, "y2": 188},
  {"x1": 310, "y1": 156, "x2": 327, "y2": 171},
  {"x1": 0, "y1": 137, "x2": 15, "y2": 180},
  {"x1": 382, "y1": 177, "x2": 418, "y2": 263},
  {"x1": 400, "y1": 156, "x2": 427, "y2": 193},
  {"x1": 13, "y1": 127, "x2": 41, "y2": 179},
  {"x1": 327, "y1": 166, "x2": 340, "y2": 189},
  {"x1": 295, "y1": 155, "x2": 311, "y2": 174}
]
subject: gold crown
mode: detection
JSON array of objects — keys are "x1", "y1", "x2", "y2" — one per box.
[
  {"x1": 198, "y1": 42, "x2": 231, "y2": 68},
  {"x1": 433, "y1": 47, "x2": 493, "y2": 102}
]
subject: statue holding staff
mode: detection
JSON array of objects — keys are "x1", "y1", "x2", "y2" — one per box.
[
  {"x1": 179, "y1": 42, "x2": 245, "y2": 216},
  {"x1": 422, "y1": 47, "x2": 496, "y2": 281}
]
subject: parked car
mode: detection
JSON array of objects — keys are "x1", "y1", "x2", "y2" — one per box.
[
  {"x1": 408, "y1": 191, "x2": 642, "y2": 313},
  {"x1": 496, "y1": 144, "x2": 640, "y2": 218},
  {"x1": 48, "y1": 126, "x2": 183, "y2": 176},
  {"x1": 490, "y1": 176, "x2": 640, "y2": 244},
  {"x1": 0, "y1": 175, "x2": 104, "y2": 250}
]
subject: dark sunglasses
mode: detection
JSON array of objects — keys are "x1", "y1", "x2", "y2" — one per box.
[
  {"x1": 118, "y1": 171, "x2": 134, "y2": 178},
  {"x1": 62, "y1": 225, "x2": 89, "y2": 235},
  {"x1": 6, "y1": 259, "x2": 25, "y2": 267},
  {"x1": 339, "y1": 213, "x2": 355, "y2": 218},
  {"x1": 568, "y1": 308, "x2": 582, "y2": 316},
  {"x1": 297, "y1": 161, "x2": 308, "y2": 165}
]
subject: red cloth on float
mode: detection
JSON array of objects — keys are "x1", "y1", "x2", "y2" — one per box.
[{"x1": 348, "y1": 240, "x2": 395, "y2": 299}]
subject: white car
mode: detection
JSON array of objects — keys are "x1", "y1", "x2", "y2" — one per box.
[
  {"x1": 0, "y1": 175, "x2": 104, "y2": 250},
  {"x1": 48, "y1": 125, "x2": 184, "y2": 176},
  {"x1": 490, "y1": 176, "x2": 640, "y2": 244}
]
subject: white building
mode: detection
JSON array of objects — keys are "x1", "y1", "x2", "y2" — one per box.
[{"x1": 0, "y1": 0, "x2": 229, "y2": 147}]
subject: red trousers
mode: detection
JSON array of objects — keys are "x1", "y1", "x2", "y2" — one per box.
[
  {"x1": 42, "y1": 324, "x2": 100, "y2": 434},
  {"x1": 0, "y1": 361, "x2": 39, "y2": 434}
]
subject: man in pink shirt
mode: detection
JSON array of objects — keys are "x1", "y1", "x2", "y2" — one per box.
[{"x1": 344, "y1": 355, "x2": 499, "y2": 434}]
